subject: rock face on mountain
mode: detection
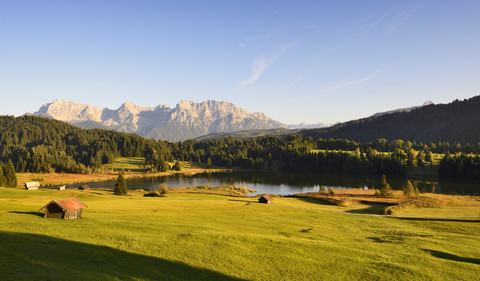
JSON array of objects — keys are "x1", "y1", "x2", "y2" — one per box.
[{"x1": 33, "y1": 100, "x2": 287, "y2": 141}]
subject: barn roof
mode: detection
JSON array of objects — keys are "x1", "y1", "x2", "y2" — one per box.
[
  {"x1": 25, "y1": 182, "x2": 40, "y2": 187},
  {"x1": 260, "y1": 195, "x2": 272, "y2": 201},
  {"x1": 40, "y1": 198, "x2": 88, "y2": 211}
]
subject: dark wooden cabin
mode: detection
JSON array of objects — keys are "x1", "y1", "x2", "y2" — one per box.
[
  {"x1": 258, "y1": 195, "x2": 273, "y2": 204},
  {"x1": 78, "y1": 184, "x2": 91, "y2": 190},
  {"x1": 39, "y1": 198, "x2": 87, "y2": 219}
]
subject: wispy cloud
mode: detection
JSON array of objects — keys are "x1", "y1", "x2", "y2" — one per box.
[
  {"x1": 388, "y1": 1, "x2": 428, "y2": 33},
  {"x1": 311, "y1": 61, "x2": 405, "y2": 96},
  {"x1": 388, "y1": 13, "x2": 411, "y2": 33},
  {"x1": 239, "y1": 42, "x2": 297, "y2": 87},
  {"x1": 282, "y1": 76, "x2": 303, "y2": 89},
  {"x1": 353, "y1": 15, "x2": 387, "y2": 38},
  {"x1": 315, "y1": 73, "x2": 379, "y2": 95},
  {"x1": 264, "y1": 2, "x2": 281, "y2": 16},
  {"x1": 238, "y1": 32, "x2": 277, "y2": 48}
]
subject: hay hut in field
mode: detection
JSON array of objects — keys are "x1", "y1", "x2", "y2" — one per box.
[
  {"x1": 58, "y1": 185, "x2": 66, "y2": 191},
  {"x1": 78, "y1": 184, "x2": 91, "y2": 190},
  {"x1": 258, "y1": 195, "x2": 273, "y2": 204},
  {"x1": 39, "y1": 198, "x2": 87, "y2": 219},
  {"x1": 25, "y1": 182, "x2": 40, "y2": 190}
]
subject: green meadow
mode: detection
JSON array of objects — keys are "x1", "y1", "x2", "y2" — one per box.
[{"x1": 0, "y1": 187, "x2": 479, "y2": 280}]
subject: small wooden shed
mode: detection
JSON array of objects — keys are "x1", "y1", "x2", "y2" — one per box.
[
  {"x1": 39, "y1": 198, "x2": 87, "y2": 219},
  {"x1": 78, "y1": 184, "x2": 91, "y2": 190},
  {"x1": 58, "y1": 185, "x2": 66, "y2": 191},
  {"x1": 258, "y1": 195, "x2": 273, "y2": 204},
  {"x1": 25, "y1": 182, "x2": 40, "y2": 190}
]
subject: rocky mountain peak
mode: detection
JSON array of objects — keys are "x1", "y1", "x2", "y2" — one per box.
[{"x1": 32, "y1": 100, "x2": 287, "y2": 141}]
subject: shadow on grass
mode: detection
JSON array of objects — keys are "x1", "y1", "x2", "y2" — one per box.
[
  {"x1": 345, "y1": 205, "x2": 386, "y2": 215},
  {"x1": 8, "y1": 211, "x2": 44, "y2": 218},
  {"x1": 424, "y1": 249, "x2": 480, "y2": 265},
  {"x1": 227, "y1": 199, "x2": 255, "y2": 204},
  {"x1": 392, "y1": 217, "x2": 480, "y2": 223},
  {"x1": 0, "y1": 231, "x2": 247, "y2": 281},
  {"x1": 291, "y1": 197, "x2": 336, "y2": 206}
]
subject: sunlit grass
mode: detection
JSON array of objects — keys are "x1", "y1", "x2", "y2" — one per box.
[{"x1": 0, "y1": 187, "x2": 479, "y2": 280}]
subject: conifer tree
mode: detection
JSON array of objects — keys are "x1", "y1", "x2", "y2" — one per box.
[
  {"x1": 114, "y1": 172, "x2": 127, "y2": 195},
  {"x1": 5, "y1": 160, "x2": 17, "y2": 187},
  {"x1": 378, "y1": 174, "x2": 393, "y2": 197},
  {"x1": 0, "y1": 165, "x2": 6, "y2": 187},
  {"x1": 403, "y1": 180, "x2": 415, "y2": 197}
]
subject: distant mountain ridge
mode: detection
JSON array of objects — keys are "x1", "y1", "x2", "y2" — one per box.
[
  {"x1": 298, "y1": 96, "x2": 480, "y2": 144},
  {"x1": 33, "y1": 100, "x2": 288, "y2": 141},
  {"x1": 371, "y1": 100, "x2": 434, "y2": 117}
]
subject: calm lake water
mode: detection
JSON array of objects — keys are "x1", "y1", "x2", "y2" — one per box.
[{"x1": 68, "y1": 172, "x2": 480, "y2": 196}]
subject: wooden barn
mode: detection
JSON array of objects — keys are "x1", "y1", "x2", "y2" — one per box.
[
  {"x1": 258, "y1": 195, "x2": 273, "y2": 204},
  {"x1": 25, "y1": 182, "x2": 40, "y2": 190},
  {"x1": 78, "y1": 184, "x2": 91, "y2": 190},
  {"x1": 39, "y1": 198, "x2": 87, "y2": 219},
  {"x1": 58, "y1": 185, "x2": 66, "y2": 191}
]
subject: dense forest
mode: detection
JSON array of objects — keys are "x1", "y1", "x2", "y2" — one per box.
[
  {"x1": 0, "y1": 115, "x2": 479, "y2": 180},
  {"x1": 298, "y1": 96, "x2": 480, "y2": 144},
  {"x1": 0, "y1": 116, "x2": 172, "y2": 174},
  {"x1": 172, "y1": 135, "x2": 477, "y2": 176}
]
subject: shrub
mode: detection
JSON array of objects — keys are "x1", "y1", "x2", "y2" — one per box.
[
  {"x1": 172, "y1": 161, "x2": 182, "y2": 171},
  {"x1": 158, "y1": 183, "x2": 169, "y2": 197},
  {"x1": 328, "y1": 187, "x2": 335, "y2": 196}
]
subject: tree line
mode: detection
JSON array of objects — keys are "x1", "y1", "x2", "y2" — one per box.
[
  {"x1": 0, "y1": 116, "x2": 173, "y2": 174},
  {"x1": 1, "y1": 115, "x2": 480, "y2": 179}
]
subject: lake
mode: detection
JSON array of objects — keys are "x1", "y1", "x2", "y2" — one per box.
[{"x1": 68, "y1": 171, "x2": 480, "y2": 196}]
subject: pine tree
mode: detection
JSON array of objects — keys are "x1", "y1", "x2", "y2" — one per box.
[
  {"x1": 114, "y1": 172, "x2": 127, "y2": 195},
  {"x1": 5, "y1": 159, "x2": 17, "y2": 187},
  {"x1": 0, "y1": 165, "x2": 6, "y2": 187},
  {"x1": 403, "y1": 180, "x2": 415, "y2": 197},
  {"x1": 378, "y1": 174, "x2": 393, "y2": 197}
]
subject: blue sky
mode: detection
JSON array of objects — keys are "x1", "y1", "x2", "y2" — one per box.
[{"x1": 1, "y1": 0, "x2": 479, "y2": 124}]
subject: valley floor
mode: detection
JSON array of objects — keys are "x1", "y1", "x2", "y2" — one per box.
[{"x1": 0, "y1": 188, "x2": 479, "y2": 280}]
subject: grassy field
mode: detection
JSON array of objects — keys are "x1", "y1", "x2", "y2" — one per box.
[
  {"x1": 106, "y1": 157, "x2": 148, "y2": 172},
  {"x1": 0, "y1": 187, "x2": 479, "y2": 280}
]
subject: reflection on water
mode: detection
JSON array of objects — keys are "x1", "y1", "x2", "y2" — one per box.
[{"x1": 69, "y1": 171, "x2": 480, "y2": 196}]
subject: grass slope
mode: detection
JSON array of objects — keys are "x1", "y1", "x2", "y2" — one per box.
[{"x1": 0, "y1": 188, "x2": 479, "y2": 280}]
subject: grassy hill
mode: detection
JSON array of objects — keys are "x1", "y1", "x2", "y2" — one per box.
[{"x1": 0, "y1": 188, "x2": 479, "y2": 280}]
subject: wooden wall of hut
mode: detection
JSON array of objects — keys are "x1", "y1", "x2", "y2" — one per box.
[{"x1": 44, "y1": 204, "x2": 64, "y2": 219}]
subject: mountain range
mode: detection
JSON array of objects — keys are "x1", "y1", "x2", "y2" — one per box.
[
  {"x1": 33, "y1": 100, "x2": 288, "y2": 142},
  {"x1": 32, "y1": 99, "x2": 441, "y2": 142}
]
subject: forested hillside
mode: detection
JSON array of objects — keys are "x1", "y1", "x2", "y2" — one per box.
[
  {"x1": 0, "y1": 116, "x2": 172, "y2": 173},
  {"x1": 299, "y1": 96, "x2": 480, "y2": 144}
]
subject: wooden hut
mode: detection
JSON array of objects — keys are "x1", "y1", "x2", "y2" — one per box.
[
  {"x1": 258, "y1": 195, "x2": 273, "y2": 204},
  {"x1": 58, "y1": 185, "x2": 66, "y2": 191},
  {"x1": 39, "y1": 198, "x2": 87, "y2": 219},
  {"x1": 25, "y1": 182, "x2": 40, "y2": 190},
  {"x1": 78, "y1": 184, "x2": 91, "y2": 190}
]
